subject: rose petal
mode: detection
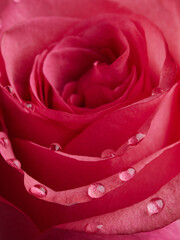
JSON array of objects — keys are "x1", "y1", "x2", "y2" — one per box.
[
  {"x1": 58, "y1": 154, "x2": 180, "y2": 234},
  {"x1": 1, "y1": 17, "x2": 79, "y2": 99},
  {"x1": 112, "y1": 0, "x2": 180, "y2": 66},
  {"x1": 0, "y1": 87, "x2": 75, "y2": 147},
  {"x1": 36, "y1": 221, "x2": 180, "y2": 240},
  {"x1": 63, "y1": 92, "x2": 163, "y2": 156},
  {"x1": 0, "y1": 196, "x2": 39, "y2": 239}
]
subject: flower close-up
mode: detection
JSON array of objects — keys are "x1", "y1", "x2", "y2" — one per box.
[{"x1": 0, "y1": 0, "x2": 180, "y2": 239}]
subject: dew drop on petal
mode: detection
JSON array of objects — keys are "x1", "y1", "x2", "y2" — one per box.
[
  {"x1": 4, "y1": 85, "x2": 14, "y2": 95},
  {"x1": 93, "y1": 61, "x2": 99, "y2": 67},
  {"x1": 24, "y1": 102, "x2": 34, "y2": 113},
  {"x1": 88, "y1": 183, "x2": 105, "y2": 199},
  {"x1": 85, "y1": 222, "x2": 104, "y2": 233},
  {"x1": 119, "y1": 167, "x2": 136, "y2": 182},
  {"x1": 13, "y1": 0, "x2": 22, "y2": 3},
  {"x1": 49, "y1": 143, "x2": 62, "y2": 152},
  {"x1": 0, "y1": 138, "x2": 9, "y2": 148},
  {"x1": 147, "y1": 198, "x2": 164, "y2": 215},
  {"x1": 151, "y1": 87, "x2": 164, "y2": 96},
  {"x1": 101, "y1": 149, "x2": 116, "y2": 158},
  {"x1": 128, "y1": 133, "x2": 145, "y2": 146},
  {"x1": 7, "y1": 159, "x2": 21, "y2": 169},
  {"x1": 30, "y1": 184, "x2": 47, "y2": 198}
]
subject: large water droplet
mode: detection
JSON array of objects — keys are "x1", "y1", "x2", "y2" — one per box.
[
  {"x1": 0, "y1": 138, "x2": 9, "y2": 148},
  {"x1": 85, "y1": 222, "x2": 103, "y2": 233},
  {"x1": 119, "y1": 167, "x2": 136, "y2": 182},
  {"x1": 7, "y1": 159, "x2": 21, "y2": 170},
  {"x1": 88, "y1": 183, "x2": 105, "y2": 199},
  {"x1": 128, "y1": 133, "x2": 145, "y2": 146},
  {"x1": 147, "y1": 198, "x2": 164, "y2": 215},
  {"x1": 4, "y1": 85, "x2": 14, "y2": 95},
  {"x1": 30, "y1": 184, "x2": 47, "y2": 198},
  {"x1": 49, "y1": 143, "x2": 62, "y2": 152},
  {"x1": 151, "y1": 87, "x2": 164, "y2": 96}
]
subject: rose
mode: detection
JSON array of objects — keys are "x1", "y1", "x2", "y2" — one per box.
[{"x1": 0, "y1": 0, "x2": 180, "y2": 239}]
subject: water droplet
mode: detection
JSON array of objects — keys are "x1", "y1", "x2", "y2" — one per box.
[
  {"x1": 7, "y1": 159, "x2": 21, "y2": 169},
  {"x1": 93, "y1": 61, "x2": 99, "y2": 67},
  {"x1": 4, "y1": 85, "x2": 14, "y2": 95},
  {"x1": 0, "y1": 138, "x2": 9, "y2": 147},
  {"x1": 13, "y1": 0, "x2": 22, "y2": 3},
  {"x1": 85, "y1": 222, "x2": 103, "y2": 233},
  {"x1": 24, "y1": 102, "x2": 34, "y2": 113},
  {"x1": 119, "y1": 167, "x2": 136, "y2": 182},
  {"x1": 101, "y1": 149, "x2": 116, "y2": 158},
  {"x1": 147, "y1": 198, "x2": 164, "y2": 215},
  {"x1": 88, "y1": 183, "x2": 105, "y2": 199},
  {"x1": 30, "y1": 184, "x2": 47, "y2": 198},
  {"x1": 128, "y1": 133, "x2": 145, "y2": 146},
  {"x1": 152, "y1": 88, "x2": 164, "y2": 96},
  {"x1": 49, "y1": 143, "x2": 62, "y2": 152}
]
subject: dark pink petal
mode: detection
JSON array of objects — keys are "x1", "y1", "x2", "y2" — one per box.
[
  {"x1": 30, "y1": 47, "x2": 73, "y2": 112},
  {"x1": 64, "y1": 81, "x2": 179, "y2": 157},
  {"x1": 0, "y1": 196, "x2": 39, "y2": 240}
]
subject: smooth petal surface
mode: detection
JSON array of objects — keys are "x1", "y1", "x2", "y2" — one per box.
[
  {"x1": 0, "y1": 0, "x2": 180, "y2": 237},
  {"x1": 0, "y1": 196, "x2": 39, "y2": 240},
  {"x1": 36, "y1": 221, "x2": 180, "y2": 240},
  {"x1": 1, "y1": 17, "x2": 79, "y2": 99},
  {"x1": 112, "y1": 0, "x2": 180, "y2": 66}
]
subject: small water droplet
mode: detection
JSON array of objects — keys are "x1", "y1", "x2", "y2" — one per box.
[
  {"x1": 151, "y1": 87, "x2": 164, "y2": 96},
  {"x1": 119, "y1": 167, "x2": 136, "y2": 182},
  {"x1": 101, "y1": 149, "x2": 116, "y2": 158},
  {"x1": 0, "y1": 138, "x2": 9, "y2": 147},
  {"x1": 13, "y1": 0, "x2": 22, "y2": 3},
  {"x1": 128, "y1": 133, "x2": 145, "y2": 146},
  {"x1": 24, "y1": 102, "x2": 34, "y2": 113},
  {"x1": 30, "y1": 184, "x2": 47, "y2": 198},
  {"x1": 88, "y1": 183, "x2": 105, "y2": 199},
  {"x1": 85, "y1": 222, "x2": 103, "y2": 233},
  {"x1": 4, "y1": 85, "x2": 14, "y2": 95},
  {"x1": 93, "y1": 61, "x2": 99, "y2": 67},
  {"x1": 7, "y1": 159, "x2": 21, "y2": 169},
  {"x1": 147, "y1": 198, "x2": 164, "y2": 215},
  {"x1": 49, "y1": 143, "x2": 62, "y2": 152}
]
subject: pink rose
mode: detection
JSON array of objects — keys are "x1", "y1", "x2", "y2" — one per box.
[{"x1": 0, "y1": 0, "x2": 180, "y2": 239}]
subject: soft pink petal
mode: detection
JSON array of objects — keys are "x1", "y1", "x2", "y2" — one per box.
[
  {"x1": 1, "y1": 17, "x2": 79, "y2": 99},
  {"x1": 36, "y1": 220, "x2": 180, "y2": 240}
]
